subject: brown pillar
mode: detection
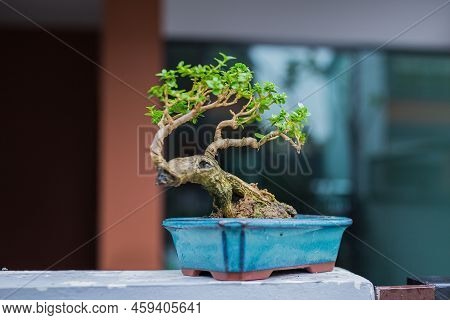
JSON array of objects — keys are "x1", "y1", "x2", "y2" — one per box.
[{"x1": 98, "y1": 0, "x2": 163, "y2": 269}]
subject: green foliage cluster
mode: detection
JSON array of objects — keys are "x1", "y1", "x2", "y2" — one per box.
[
  {"x1": 268, "y1": 104, "x2": 309, "y2": 144},
  {"x1": 146, "y1": 53, "x2": 309, "y2": 143}
]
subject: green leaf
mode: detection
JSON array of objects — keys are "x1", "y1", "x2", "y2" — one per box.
[
  {"x1": 219, "y1": 52, "x2": 236, "y2": 62},
  {"x1": 144, "y1": 105, "x2": 164, "y2": 124},
  {"x1": 254, "y1": 133, "x2": 266, "y2": 139},
  {"x1": 253, "y1": 83, "x2": 263, "y2": 94},
  {"x1": 263, "y1": 82, "x2": 276, "y2": 93},
  {"x1": 273, "y1": 93, "x2": 287, "y2": 104}
]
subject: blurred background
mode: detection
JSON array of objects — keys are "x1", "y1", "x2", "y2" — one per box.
[{"x1": 1, "y1": 0, "x2": 449, "y2": 286}]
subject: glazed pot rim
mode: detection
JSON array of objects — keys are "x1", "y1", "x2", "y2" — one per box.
[{"x1": 163, "y1": 214, "x2": 352, "y2": 229}]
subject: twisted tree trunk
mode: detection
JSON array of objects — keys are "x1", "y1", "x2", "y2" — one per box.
[
  {"x1": 149, "y1": 91, "x2": 300, "y2": 218},
  {"x1": 155, "y1": 154, "x2": 296, "y2": 218}
]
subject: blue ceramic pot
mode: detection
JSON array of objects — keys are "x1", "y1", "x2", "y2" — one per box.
[{"x1": 163, "y1": 215, "x2": 352, "y2": 280}]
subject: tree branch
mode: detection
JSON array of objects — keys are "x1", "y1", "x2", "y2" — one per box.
[
  {"x1": 204, "y1": 129, "x2": 303, "y2": 159},
  {"x1": 150, "y1": 89, "x2": 243, "y2": 168},
  {"x1": 205, "y1": 130, "x2": 276, "y2": 158},
  {"x1": 213, "y1": 97, "x2": 254, "y2": 141}
]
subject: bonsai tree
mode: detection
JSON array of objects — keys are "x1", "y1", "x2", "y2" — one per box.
[{"x1": 146, "y1": 53, "x2": 309, "y2": 219}]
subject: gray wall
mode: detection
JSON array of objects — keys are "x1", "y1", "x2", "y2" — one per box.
[
  {"x1": 2, "y1": 0, "x2": 449, "y2": 50},
  {"x1": 164, "y1": 0, "x2": 450, "y2": 49}
]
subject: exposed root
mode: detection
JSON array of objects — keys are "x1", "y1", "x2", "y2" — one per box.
[
  {"x1": 211, "y1": 177, "x2": 296, "y2": 218},
  {"x1": 210, "y1": 196, "x2": 296, "y2": 218}
]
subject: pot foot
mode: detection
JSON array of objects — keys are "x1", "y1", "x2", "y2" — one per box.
[
  {"x1": 211, "y1": 270, "x2": 273, "y2": 281},
  {"x1": 181, "y1": 269, "x2": 272, "y2": 280},
  {"x1": 181, "y1": 269, "x2": 201, "y2": 277},
  {"x1": 304, "y1": 262, "x2": 335, "y2": 273}
]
